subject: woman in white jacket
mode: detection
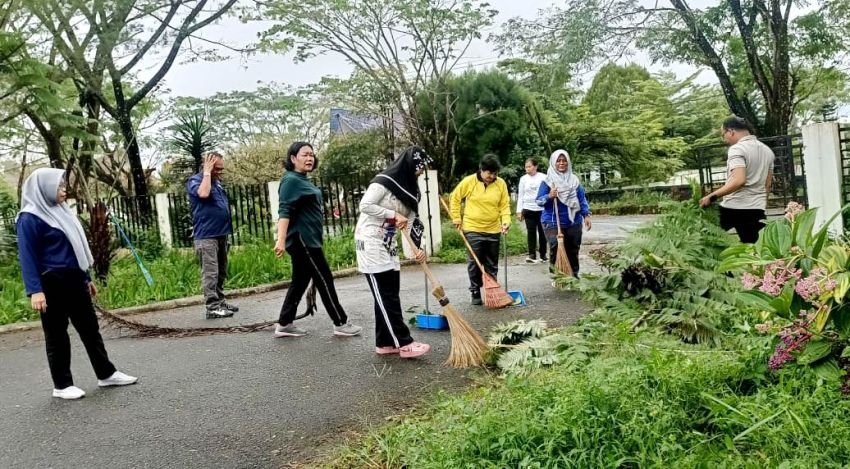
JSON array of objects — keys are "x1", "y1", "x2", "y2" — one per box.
[{"x1": 355, "y1": 146, "x2": 432, "y2": 358}]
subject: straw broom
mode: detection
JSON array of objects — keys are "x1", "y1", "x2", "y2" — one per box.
[
  {"x1": 401, "y1": 229, "x2": 488, "y2": 368},
  {"x1": 439, "y1": 198, "x2": 513, "y2": 309},
  {"x1": 553, "y1": 194, "x2": 574, "y2": 277}
]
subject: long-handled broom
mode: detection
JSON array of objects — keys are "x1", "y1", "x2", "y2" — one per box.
[
  {"x1": 553, "y1": 193, "x2": 574, "y2": 277},
  {"x1": 400, "y1": 229, "x2": 488, "y2": 367},
  {"x1": 439, "y1": 198, "x2": 513, "y2": 309}
]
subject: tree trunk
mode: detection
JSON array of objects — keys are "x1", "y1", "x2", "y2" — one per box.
[
  {"x1": 25, "y1": 110, "x2": 63, "y2": 167},
  {"x1": 16, "y1": 133, "x2": 29, "y2": 201},
  {"x1": 111, "y1": 108, "x2": 152, "y2": 222},
  {"x1": 79, "y1": 91, "x2": 101, "y2": 177}
]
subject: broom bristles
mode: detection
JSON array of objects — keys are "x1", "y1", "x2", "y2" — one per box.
[
  {"x1": 430, "y1": 286, "x2": 488, "y2": 367},
  {"x1": 482, "y1": 272, "x2": 513, "y2": 309},
  {"x1": 554, "y1": 234, "x2": 573, "y2": 276},
  {"x1": 440, "y1": 303, "x2": 488, "y2": 367}
]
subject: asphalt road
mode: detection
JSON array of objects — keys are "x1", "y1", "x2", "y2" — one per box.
[{"x1": 0, "y1": 256, "x2": 596, "y2": 469}]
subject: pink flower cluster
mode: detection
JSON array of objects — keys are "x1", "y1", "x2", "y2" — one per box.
[
  {"x1": 785, "y1": 201, "x2": 806, "y2": 222},
  {"x1": 750, "y1": 260, "x2": 802, "y2": 297},
  {"x1": 768, "y1": 312, "x2": 814, "y2": 370},
  {"x1": 793, "y1": 267, "x2": 837, "y2": 303}
]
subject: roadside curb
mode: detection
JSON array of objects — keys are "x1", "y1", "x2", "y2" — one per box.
[{"x1": 0, "y1": 259, "x2": 429, "y2": 336}]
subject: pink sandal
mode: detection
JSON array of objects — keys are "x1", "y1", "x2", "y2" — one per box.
[
  {"x1": 399, "y1": 342, "x2": 430, "y2": 358},
  {"x1": 375, "y1": 346, "x2": 400, "y2": 355}
]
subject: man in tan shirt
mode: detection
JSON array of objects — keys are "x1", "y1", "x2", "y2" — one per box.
[{"x1": 699, "y1": 117, "x2": 775, "y2": 243}]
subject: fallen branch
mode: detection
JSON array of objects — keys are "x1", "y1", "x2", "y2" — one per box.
[{"x1": 95, "y1": 304, "x2": 275, "y2": 338}]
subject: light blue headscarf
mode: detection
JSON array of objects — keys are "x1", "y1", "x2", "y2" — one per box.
[
  {"x1": 17, "y1": 168, "x2": 93, "y2": 271},
  {"x1": 546, "y1": 149, "x2": 581, "y2": 223}
]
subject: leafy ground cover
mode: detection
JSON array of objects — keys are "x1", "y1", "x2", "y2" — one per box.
[{"x1": 326, "y1": 195, "x2": 850, "y2": 468}]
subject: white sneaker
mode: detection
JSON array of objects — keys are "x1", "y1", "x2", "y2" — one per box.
[
  {"x1": 333, "y1": 323, "x2": 363, "y2": 337},
  {"x1": 52, "y1": 386, "x2": 86, "y2": 400},
  {"x1": 274, "y1": 323, "x2": 307, "y2": 337},
  {"x1": 98, "y1": 371, "x2": 138, "y2": 387}
]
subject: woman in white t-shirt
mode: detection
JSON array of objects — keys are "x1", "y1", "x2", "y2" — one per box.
[{"x1": 516, "y1": 158, "x2": 548, "y2": 263}]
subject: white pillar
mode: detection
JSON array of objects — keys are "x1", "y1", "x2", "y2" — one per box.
[
  {"x1": 801, "y1": 122, "x2": 844, "y2": 235},
  {"x1": 268, "y1": 180, "x2": 280, "y2": 239},
  {"x1": 154, "y1": 193, "x2": 173, "y2": 248},
  {"x1": 402, "y1": 169, "x2": 442, "y2": 257}
]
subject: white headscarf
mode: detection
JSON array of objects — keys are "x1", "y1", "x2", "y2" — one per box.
[
  {"x1": 17, "y1": 168, "x2": 93, "y2": 271},
  {"x1": 546, "y1": 149, "x2": 581, "y2": 223}
]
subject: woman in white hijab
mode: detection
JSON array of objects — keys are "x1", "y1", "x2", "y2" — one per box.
[
  {"x1": 16, "y1": 168, "x2": 137, "y2": 400},
  {"x1": 535, "y1": 150, "x2": 592, "y2": 276}
]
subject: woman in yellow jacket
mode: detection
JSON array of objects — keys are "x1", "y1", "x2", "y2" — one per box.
[{"x1": 450, "y1": 154, "x2": 511, "y2": 305}]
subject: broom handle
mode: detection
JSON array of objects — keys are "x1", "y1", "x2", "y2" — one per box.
[
  {"x1": 438, "y1": 197, "x2": 487, "y2": 272},
  {"x1": 553, "y1": 183, "x2": 564, "y2": 237},
  {"x1": 400, "y1": 228, "x2": 442, "y2": 288},
  {"x1": 503, "y1": 233, "x2": 508, "y2": 291}
]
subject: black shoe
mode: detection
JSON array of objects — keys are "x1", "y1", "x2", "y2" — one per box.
[
  {"x1": 540, "y1": 256, "x2": 548, "y2": 262},
  {"x1": 471, "y1": 291, "x2": 483, "y2": 306},
  {"x1": 222, "y1": 302, "x2": 239, "y2": 312},
  {"x1": 205, "y1": 308, "x2": 234, "y2": 319}
]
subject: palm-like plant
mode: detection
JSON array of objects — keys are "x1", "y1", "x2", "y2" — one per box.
[{"x1": 169, "y1": 111, "x2": 218, "y2": 179}]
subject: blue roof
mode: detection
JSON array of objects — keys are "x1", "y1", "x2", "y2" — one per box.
[{"x1": 329, "y1": 108, "x2": 383, "y2": 135}]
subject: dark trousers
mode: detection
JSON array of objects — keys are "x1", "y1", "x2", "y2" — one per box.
[
  {"x1": 464, "y1": 232, "x2": 500, "y2": 292},
  {"x1": 194, "y1": 237, "x2": 228, "y2": 310},
  {"x1": 40, "y1": 269, "x2": 116, "y2": 389},
  {"x1": 719, "y1": 206, "x2": 766, "y2": 244},
  {"x1": 365, "y1": 270, "x2": 414, "y2": 349},
  {"x1": 544, "y1": 224, "x2": 583, "y2": 275},
  {"x1": 522, "y1": 209, "x2": 547, "y2": 260},
  {"x1": 278, "y1": 237, "x2": 348, "y2": 327}
]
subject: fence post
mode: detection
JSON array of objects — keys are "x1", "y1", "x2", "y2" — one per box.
[
  {"x1": 268, "y1": 180, "x2": 280, "y2": 239},
  {"x1": 801, "y1": 122, "x2": 843, "y2": 235},
  {"x1": 401, "y1": 169, "x2": 442, "y2": 258},
  {"x1": 154, "y1": 193, "x2": 173, "y2": 248}
]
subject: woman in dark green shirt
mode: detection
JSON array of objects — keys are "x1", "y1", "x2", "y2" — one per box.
[{"x1": 273, "y1": 142, "x2": 362, "y2": 338}]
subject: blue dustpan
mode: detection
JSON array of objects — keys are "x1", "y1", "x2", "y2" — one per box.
[
  {"x1": 508, "y1": 290, "x2": 526, "y2": 306},
  {"x1": 504, "y1": 234, "x2": 525, "y2": 307},
  {"x1": 415, "y1": 312, "x2": 449, "y2": 330}
]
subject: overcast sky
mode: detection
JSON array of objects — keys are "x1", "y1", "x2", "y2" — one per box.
[{"x1": 156, "y1": 0, "x2": 714, "y2": 99}]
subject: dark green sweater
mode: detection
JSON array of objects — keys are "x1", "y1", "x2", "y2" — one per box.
[{"x1": 278, "y1": 171, "x2": 324, "y2": 248}]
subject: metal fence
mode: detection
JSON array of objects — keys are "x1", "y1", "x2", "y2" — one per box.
[
  {"x1": 840, "y1": 124, "x2": 850, "y2": 229},
  {"x1": 311, "y1": 172, "x2": 375, "y2": 237},
  {"x1": 74, "y1": 195, "x2": 160, "y2": 247},
  {"x1": 165, "y1": 175, "x2": 374, "y2": 248},
  {"x1": 168, "y1": 183, "x2": 275, "y2": 248},
  {"x1": 691, "y1": 134, "x2": 807, "y2": 209}
]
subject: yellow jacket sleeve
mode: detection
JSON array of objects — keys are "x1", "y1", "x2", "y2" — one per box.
[
  {"x1": 450, "y1": 176, "x2": 471, "y2": 224},
  {"x1": 499, "y1": 179, "x2": 511, "y2": 226}
]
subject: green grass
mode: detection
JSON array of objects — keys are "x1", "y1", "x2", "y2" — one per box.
[
  {"x1": 591, "y1": 190, "x2": 674, "y2": 215},
  {"x1": 330, "y1": 326, "x2": 850, "y2": 468}
]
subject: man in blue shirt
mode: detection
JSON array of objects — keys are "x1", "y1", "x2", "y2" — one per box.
[{"x1": 187, "y1": 152, "x2": 238, "y2": 319}]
